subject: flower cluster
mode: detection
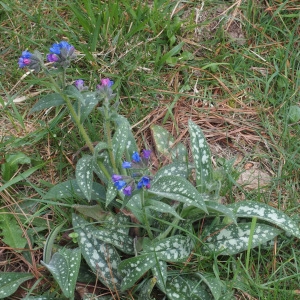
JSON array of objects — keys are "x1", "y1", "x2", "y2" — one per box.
[
  {"x1": 18, "y1": 50, "x2": 42, "y2": 72},
  {"x1": 112, "y1": 150, "x2": 152, "y2": 196},
  {"x1": 74, "y1": 78, "x2": 114, "y2": 92},
  {"x1": 47, "y1": 41, "x2": 76, "y2": 68}
]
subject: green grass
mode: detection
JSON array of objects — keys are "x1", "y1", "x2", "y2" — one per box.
[{"x1": 0, "y1": 0, "x2": 300, "y2": 299}]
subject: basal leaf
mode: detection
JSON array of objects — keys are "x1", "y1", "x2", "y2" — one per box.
[
  {"x1": 151, "y1": 260, "x2": 167, "y2": 293},
  {"x1": 41, "y1": 248, "x2": 81, "y2": 299},
  {"x1": 144, "y1": 235, "x2": 193, "y2": 262},
  {"x1": 118, "y1": 253, "x2": 157, "y2": 291},
  {"x1": 73, "y1": 204, "x2": 110, "y2": 221},
  {"x1": 125, "y1": 194, "x2": 144, "y2": 223},
  {"x1": 76, "y1": 155, "x2": 94, "y2": 201},
  {"x1": 138, "y1": 278, "x2": 157, "y2": 300},
  {"x1": 0, "y1": 212, "x2": 27, "y2": 249},
  {"x1": 145, "y1": 199, "x2": 183, "y2": 220},
  {"x1": 195, "y1": 272, "x2": 223, "y2": 300},
  {"x1": 44, "y1": 179, "x2": 106, "y2": 202},
  {"x1": 204, "y1": 223, "x2": 282, "y2": 256},
  {"x1": 227, "y1": 200, "x2": 300, "y2": 238},
  {"x1": 188, "y1": 120, "x2": 213, "y2": 193},
  {"x1": 72, "y1": 214, "x2": 122, "y2": 290},
  {"x1": 29, "y1": 93, "x2": 65, "y2": 113},
  {"x1": 150, "y1": 175, "x2": 208, "y2": 213}
]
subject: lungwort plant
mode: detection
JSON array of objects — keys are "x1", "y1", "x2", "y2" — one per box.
[{"x1": 3, "y1": 41, "x2": 300, "y2": 299}]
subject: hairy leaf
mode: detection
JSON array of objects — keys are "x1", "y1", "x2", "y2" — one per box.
[
  {"x1": 138, "y1": 277, "x2": 157, "y2": 300},
  {"x1": 145, "y1": 199, "x2": 183, "y2": 220},
  {"x1": 41, "y1": 248, "x2": 81, "y2": 299},
  {"x1": 150, "y1": 175, "x2": 208, "y2": 213},
  {"x1": 29, "y1": 93, "x2": 65, "y2": 113},
  {"x1": 204, "y1": 223, "x2": 282, "y2": 256},
  {"x1": 0, "y1": 272, "x2": 34, "y2": 298},
  {"x1": 106, "y1": 180, "x2": 118, "y2": 207},
  {"x1": 227, "y1": 200, "x2": 300, "y2": 238},
  {"x1": 188, "y1": 120, "x2": 213, "y2": 193},
  {"x1": 152, "y1": 162, "x2": 188, "y2": 183},
  {"x1": 112, "y1": 121, "x2": 129, "y2": 163},
  {"x1": 151, "y1": 260, "x2": 167, "y2": 293},
  {"x1": 195, "y1": 272, "x2": 224, "y2": 300},
  {"x1": 73, "y1": 204, "x2": 110, "y2": 221}
]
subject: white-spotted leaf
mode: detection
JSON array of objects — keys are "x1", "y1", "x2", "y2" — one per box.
[
  {"x1": 44, "y1": 179, "x2": 106, "y2": 201},
  {"x1": 204, "y1": 223, "x2": 282, "y2": 256},
  {"x1": 41, "y1": 248, "x2": 81, "y2": 299},
  {"x1": 118, "y1": 253, "x2": 157, "y2": 291},
  {"x1": 195, "y1": 272, "x2": 224, "y2": 300},
  {"x1": 78, "y1": 92, "x2": 99, "y2": 123},
  {"x1": 0, "y1": 272, "x2": 34, "y2": 299},
  {"x1": 150, "y1": 175, "x2": 208, "y2": 213},
  {"x1": 145, "y1": 199, "x2": 183, "y2": 220},
  {"x1": 106, "y1": 180, "x2": 118, "y2": 207},
  {"x1": 151, "y1": 125, "x2": 187, "y2": 162},
  {"x1": 29, "y1": 93, "x2": 65, "y2": 114},
  {"x1": 73, "y1": 204, "x2": 110, "y2": 221},
  {"x1": 112, "y1": 121, "x2": 129, "y2": 162},
  {"x1": 76, "y1": 155, "x2": 94, "y2": 201},
  {"x1": 144, "y1": 235, "x2": 193, "y2": 262},
  {"x1": 227, "y1": 200, "x2": 300, "y2": 238},
  {"x1": 166, "y1": 275, "x2": 211, "y2": 300},
  {"x1": 151, "y1": 260, "x2": 167, "y2": 293},
  {"x1": 188, "y1": 120, "x2": 213, "y2": 193},
  {"x1": 138, "y1": 277, "x2": 157, "y2": 300},
  {"x1": 72, "y1": 214, "x2": 122, "y2": 290},
  {"x1": 152, "y1": 162, "x2": 188, "y2": 183}
]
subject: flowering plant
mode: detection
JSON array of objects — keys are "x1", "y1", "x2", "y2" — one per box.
[{"x1": 7, "y1": 41, "x2": 300, "y2": 299}]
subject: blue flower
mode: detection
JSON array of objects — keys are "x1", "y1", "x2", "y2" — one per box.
[
  {"x1": 142, "y1": 149, "x2": 151, "y2": 159},
  {"x1": 123, "y1": 185, "x2": 132, "y2": 196},
  {"x1": 49, "y1": 41, "x2": 74, "y2": 55},
  {"x1": 137, "y1": 176, "x2": 151, "y2": 189},
  {"x1": 132, "y1": 151, "x2": 141, "y2": 163},
  {"x1": 18, "y1": 51, "x2": 32, "y2": 68},
  {"x1": 47, "y1": 53, "x2": 59, "y2": 62},
  {"x1": 114, "y1": 180, "x2": 126, "y2": 190},
  {"x1": 122, "y1": 161, "x2": 132, "y2": 169}
]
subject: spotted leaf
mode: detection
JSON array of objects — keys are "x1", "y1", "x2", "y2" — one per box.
[
  {"x1": 41, "y1": 248, "x2": 81, "y2": 299},
  {"x1": 203, "y1": 223, "x2": 282, "y2": 256},
  {"x1": 149, "y1": 175, "x2": 208, "y2": 213},
  {"x1": 227, "y1": 200, "x2": 300, "y2": 238},
  {"x1": 29, "y1": 93, "x2": 65, "y2": 114},
  {"x1": 78, "y1": 92, "x2": 99, "y2": 123},
  {"x1": 112, "y1": 121, "x2": 129, "y2": 163},
  {"x1": 151, "y1": 125, "x2": 187, "y2": 162},
  {"x1": 144, "y1": 235, "x2": 193, "y2": 262},
  {"x1": 138, "y1": 277, "x2": 157, "y2": 300},
  {"x1": 145, "y1": 199, "x2": 183, "y2": 220},
  {"x1": 166, "y1": 275, "x2": 211, "y2": 300},
  {"x1": 118, "y1": 253, "x2": 157, "y2": 291},
  {"x1": 195, "y1": 272, "x2": 224, "y2": 300},
  {"x1": 152, "y1": 162, "x2": 188, "y2": 183},
  {"x1": 72, "y1": 214, "x2": 122, "y2": 290},
  {"x1": 76, "y1": 155, "x2": 94, "y2": 201},
  {"x1": 0, "y1": 272, "x2": 34, "y2": 299},
  {"x1": 106, "y1": 180, "x2": 118, "y2": 207},
  {"x1": 151, "y1": 260, "x2": 167, "y2": 293},
  {"x1": 188, "y1": 120, "x2": 213, "y2": 193},
  {"x1": 44, "y1": 179, "x2": 106, "y2": 202}
]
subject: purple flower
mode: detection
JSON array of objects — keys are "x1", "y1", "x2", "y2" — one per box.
[
  {"x1": 142, "y1": 149, "x2": 151, "y2": 159},
  {"x1": 122, "y1": 161, "x2": 132, "y2": 169},
  {"x1": 132, "y1": 151, "x2": 141, "y2": 163},
  {"x1": 112, "y1": 174, "x2": 123, "y2": 182},
  {"x1": 47, "y1": 53, "x2": 59, "y2": 62},
  {"x1": 123, "y1": 185, "x2": 132, "y2": 196},
  {"x1": 18, "y1": 51, "x2": 32, "y2": 68},
  {"x1": 74, "y1": 79, "x2": 88, "y2": 91},
  {"x1": 101, "y1": 78, "x2": 114, "y2": 87},
  {"x1": 137, "y1": 176, "x2": 151, "y2": 189},
  {"x1": 114, "y1": 180, "x2": 126, "y2": 190}
]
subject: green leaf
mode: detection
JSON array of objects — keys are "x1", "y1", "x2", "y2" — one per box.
[
  {"x1": 150, "y1": 175, "x2": 208, "y2": 213},
  {"x1": 125, "y1": 194, "x2": 144, "y2": 223},
  {"x1": 151, "y1": 261, "x2": 167, "y2": 293},
  {"x1": 77, "y1": 92, "x2": 99, "y2": 123},
  {"x1": 43, "y1": 221, "x2": 66, "y2": 264},
  {"x1": 288, "y1": 105, "x2": 300, "y2": 123},
  {"x1": 227, "y1": 200, "x2": 300, "y2": 238},
  {"x1": 138, "y1": 277, "x2": 157, "y2": 300},
  {"x1": 2, "y1": 152, "x2": 31, "y2": 180},
  {"x1": 112, "y1": 121, "x2": 129, "y2": 163},
  {"x1": 118, "y1": 253, "x2": 157, "y2": 291},
  {"x1": 76, "y1": 155, "x2": 94, "y2": 201},
  {"x1": 29, "y1": 93, "x2": 65, "y2": 113},
  {"x1": 165, "y1": 275, "x2": 211, "y2": 300},
  {"x1": 106, "y1": 181, "x2": 118, "y2": 207},
  {"x1": 72, "y1": 214, "x2": 122, "y2": 290},
  {"x1": 195, "y1": 272, "x2": 223, "y2": 300},
  {"x1": 0, "y1": 212, "x2": 27, "y2": 249},
  {"x1": 145, "y1": 198, "x2": 183, "y2": 220},
  {"x1": 0, "y1": 272, "x2": 34, "y2": 299},
  {"x1": 41, "y1": 248, "x2": 81, "y2": 299},
  {"x1": 73, "y1": 204, "x2": 110, "y2": 221},
  {"x1": 65, "y1": 85, "x2": 84, "y2": 102},
  {"x1": 153, "y1": 162, "x2": 188, "y2": 182},
  {"x1": 44, "y1": 179, "x2": 106, "y2": 202},
  {"x1": 204, "y1": 223, "x2": 282, "y2": 256},
  {"x1": 188, "y1": 120, "x2": 213, "y2": 193},
  {"x1": 144, "y1": 235, "x2": 193, "y2": 262},
  {"x1": 158, "y1": 41, "x2": 184, "y2": 67},
  {"x1": 151, "y1": 125, "x2": 187, "y2": 162}
]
